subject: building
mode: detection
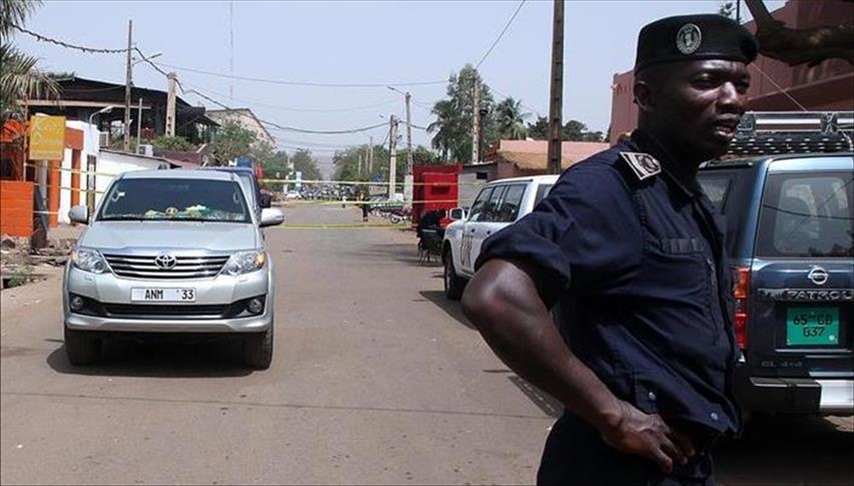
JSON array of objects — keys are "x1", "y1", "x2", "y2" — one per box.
[
  {"x1": 27, "y1": 76, "x2": 219, "y2": 147},
  {"x1": 206, "y1": 108, "x2": 276, "y2": 148},
  {"x1": 458, "y1": 139, "x2": 609, "y2": 207},
  {"x1": 609, "y1": 0, "x2": 854, "y2": 143}
]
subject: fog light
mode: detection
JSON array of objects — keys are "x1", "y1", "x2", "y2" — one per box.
[
  {"x1": 247, "y1": 298, "x2": 264, "y2": 314},
  {"x1": 70, "y1": 295, "x2": 85, "y2": 311}
]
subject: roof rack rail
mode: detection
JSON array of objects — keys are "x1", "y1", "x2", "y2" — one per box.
[{"x1": 724, "y1": 111, "x2": 853, "y2": 157}]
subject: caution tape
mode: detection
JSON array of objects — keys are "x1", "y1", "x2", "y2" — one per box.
[{"x1": 24, "y1": 162, "x2": 125, "y2": 179}]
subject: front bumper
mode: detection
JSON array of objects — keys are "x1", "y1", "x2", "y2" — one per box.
[
  {"x1": 63, "y1": 263, "x2": 275, "y2": 334},
  {"x1": 734, "y1": 365, "x2": 854, "y2": 415}
]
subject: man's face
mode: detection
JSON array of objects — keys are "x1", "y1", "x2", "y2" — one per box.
[{"x1": 648, "y1": 59, "x2": 751, "y2": 161}]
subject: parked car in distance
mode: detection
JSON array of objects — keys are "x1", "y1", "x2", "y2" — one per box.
[
  {"x1": 201, "y1": 166, "x2": 270, "y2": 219},
  {"x1": 63, "y1": 169, "x2": 284, "y2": 369},
  {"x1": 442, "y1": 175, "x2": 558, "y2": 300},
  {"x1": 698, "y1": 152, "x2": 853, "y2": 417}
]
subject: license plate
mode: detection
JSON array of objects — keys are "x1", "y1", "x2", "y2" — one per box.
[
  {"x1": 131, "y1": 288, "x2": 195, "y2": 302},
  {"x1": 786, "y1": 307, "x2": 839, "y2": 346}
]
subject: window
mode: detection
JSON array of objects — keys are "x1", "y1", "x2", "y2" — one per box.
[
  {"x1": 467, "y1": 187, "x2": 494, "y2": 222},
  {"x1": 698, "y1": 173, "x2": 734, "y2": 211},
  {"x1": 480, "y1": 186, "x2": 507, "y2": 222},
  {"x1": 757, "y1": 173, "x2": 853, "y2": 257},
  {"x1": 534, "y1": 183, "x2": 554, "y2": 207},
  {"x1": 495, "y1": 184, "x2": 526, "y2": 222},
  {"x1": 98, "y1": 178, "x2": 251, "y2": 223}
]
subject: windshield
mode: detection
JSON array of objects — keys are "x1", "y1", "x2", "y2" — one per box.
[{"x1": 97, "y1": 178, "x2": 251, "y2": 223}]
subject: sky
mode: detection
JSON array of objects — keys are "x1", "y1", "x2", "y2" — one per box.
[{"x1": 16, "y1": 0, "x2": 784, "y2": 174}]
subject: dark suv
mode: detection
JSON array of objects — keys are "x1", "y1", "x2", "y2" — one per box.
[{"x1": 698, "y1": 152, "x2": 853, "y2": 416}]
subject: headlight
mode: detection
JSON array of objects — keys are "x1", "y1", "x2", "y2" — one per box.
[
  {"x1": 222, "y1": 251, "x2": 266, "y2": 276},
  {"x1": 70, "y1": 248, "x2": 108, "y2": 274}
]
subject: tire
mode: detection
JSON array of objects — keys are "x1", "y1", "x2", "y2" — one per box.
[
  {"x1": 243, "y1": 325, "x2": 273, "y2": 370},
  {"x1": 64, "y1": 326, "x2": 102, "y2": 365},
  {"x1": 443, "y1": 250, "x2": 465, "y2": 300}
]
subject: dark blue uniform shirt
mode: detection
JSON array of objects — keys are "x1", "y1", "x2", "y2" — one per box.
[{"x1": 476, "y1": 131, "x2": 740, "y2": 435}]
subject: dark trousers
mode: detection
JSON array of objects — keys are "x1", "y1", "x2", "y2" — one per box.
[{"x1": 537, "y1": 413, "x2": 716, "y2": 486}]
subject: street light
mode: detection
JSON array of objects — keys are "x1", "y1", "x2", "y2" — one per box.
[{"x1": 88, "y1": 105, "x2": 114, "y2": 126}]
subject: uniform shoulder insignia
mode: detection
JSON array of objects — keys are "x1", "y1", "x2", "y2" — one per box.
[{"x1": 619, "y1": 152, "x2": 661, "y2": 180}]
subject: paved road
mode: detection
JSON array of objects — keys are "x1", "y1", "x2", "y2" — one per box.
[{"x1": 1, "y1": 204, "x2": 852, "y2": 485}]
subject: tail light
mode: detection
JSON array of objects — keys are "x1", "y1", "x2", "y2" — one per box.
[{"x1": 732, "y1": 266, "x2": 750, "y2": 349}]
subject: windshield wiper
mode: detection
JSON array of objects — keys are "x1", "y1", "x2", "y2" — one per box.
[{"x1": 99, "y1": 215, "x2": 145, "y2": 221}]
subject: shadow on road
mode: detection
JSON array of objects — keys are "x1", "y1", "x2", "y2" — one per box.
[
  {"x1": 419, "y1": 290, "x2": 475, "y2": 330},
  {"x1": 715, "y1": 414, "x2": 854, "y2": 485},
  {"x1": 46, "y1": 338, "x2": 253, "y2": 378}
]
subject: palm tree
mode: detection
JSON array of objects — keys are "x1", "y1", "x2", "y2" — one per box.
[
  {"x1": 495, "y1": 97, "x2": 530, "y2": 140},
  {"x1": 0, "y1": 0, "x2": 60, "y2": 124},
  {"x1": 427, "y1": 99, "x2": 456, "y2": 163}
]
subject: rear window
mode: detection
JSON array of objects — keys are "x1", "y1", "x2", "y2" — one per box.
[
  {"x1": 698, "y1": 174, "x2": 735, "y2": 210},
  {"x1": 756, "y1": 172, "x2": 853, "y2": 257},
  {"x1": 534, "y1": 183, "x2": 554, "y2": 206}
]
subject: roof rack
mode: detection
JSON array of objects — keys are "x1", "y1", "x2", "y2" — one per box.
[{"x1": 724, "y1": 111, "x2": 853, "y2": 157}]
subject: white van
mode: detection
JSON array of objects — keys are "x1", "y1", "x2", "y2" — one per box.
[{"x1": 442, "y1": 175, "x2": 558, "y2": 299}]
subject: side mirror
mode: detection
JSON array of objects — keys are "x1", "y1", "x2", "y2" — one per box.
[
  {"x1": 259, "y1": 208, "x2": 284, "y2": 227},
  {"x1": 259, "y1": 193, "x2": 272, "y2": 209},
  {"x1": 69, "y1": 205, "x2": 89, "y2": 224},
  {"x1": 449, "y1": 207, "x2": 466, "y2": 221}
]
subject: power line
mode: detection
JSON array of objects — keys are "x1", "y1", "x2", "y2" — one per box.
[
  {"x1": 183, "y1": 87, "x2": 390, "y2": 135},
  {"x1": 11, "y1": 24, "x2": 128, "y2": 54},
  {"x1": 153, "y1": 61, "x2": 446, "y2": 88},
  {"x1": 180, "y1": 81, "x2": 399, "y2": 114},
  {"x1": 475, "y1": 0, "x2": 527, "y2": 70}
]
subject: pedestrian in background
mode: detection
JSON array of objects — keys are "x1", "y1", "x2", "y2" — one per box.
[{"x1": 461, "y1": 14, "x2": 757, "y2": 486}]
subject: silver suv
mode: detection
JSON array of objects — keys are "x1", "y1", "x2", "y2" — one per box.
[{"x1": 63, "y1": 169, "x2": 284, "y2": 369}]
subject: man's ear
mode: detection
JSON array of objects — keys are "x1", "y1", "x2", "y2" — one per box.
[{"x1": 634, "y1": 79, "x2": 655, "y2": 113}]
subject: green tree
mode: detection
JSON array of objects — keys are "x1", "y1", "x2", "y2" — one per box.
[
  {"x1": 212, "y1": 121, "x2": 257, "y2": 165},
  {"x1": 0, "y1": 0, "x2": 60, "y2": 123},
  {"x1": 527, "y1": 116, "x2": 549, "y2": 140},
  {"x1": 291, "y1": 148, "x2": 322, "y2": 181},
  {"x1": 494, "y1": 97, "x2": 529, "y2": 140},
  {"x1": 427, "y1": 64, "x2": 496, "y2": 165},
  {"x1": 152, "y1": 135, "x2": 197, "y2": 151}
]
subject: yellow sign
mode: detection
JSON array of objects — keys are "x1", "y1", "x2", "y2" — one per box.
[{"x1": 28, "y1": 115, "x2": 66, "y2": 160}]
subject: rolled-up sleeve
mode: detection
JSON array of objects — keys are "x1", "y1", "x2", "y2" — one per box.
[{"x1": 475, "y1": 161, "x2": 643, "y2": 306}]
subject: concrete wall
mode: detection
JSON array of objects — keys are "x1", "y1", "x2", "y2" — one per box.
[
  {"x1": 58, "y1": 121, "x2": 99, "y2": 224},
  {"x1": 0, "y1": 181, "x2": 34, "y2": 237}
]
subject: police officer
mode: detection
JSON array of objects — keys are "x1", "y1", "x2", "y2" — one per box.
[{"x1": 461, "y1": 14, "x2": 758, "y2": 486}]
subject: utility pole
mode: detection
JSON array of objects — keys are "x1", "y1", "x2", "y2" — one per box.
[
  {"x1": 136, "y1": 97, "x2": 143, "y2": 151},
  {"x1": 229, "y1": 0, "x2": 235, "y2": 101},
  {"x1": 547, "y1": 0, "x2": 565, "y2": 175},
  {"x1": 166, "y1": 72, "x2": 177, "y2": 137},
  {"x1": 405, "y1": 92, "x2": 413, "y2": 174},
  {"x1": 388, "y1": 116, "x2": 398, "y2": 198},
  {"x1": 368, "y1": 136, "x2": 374, "y2": 176},
  {"x1": 358, "y1": 154, "x2": 363, "y2": 178},
  {"x1": 471, "y1": 76, "x2": 480, "y2": 164},
  {"x1": 123, "y1": 19, "x2": 133, "y2": 152}
]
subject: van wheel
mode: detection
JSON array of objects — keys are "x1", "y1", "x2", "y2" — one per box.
[
  {"x1": 444, "y1": 250, "x2": 465, "y2": 301},
  {"x1": 64, "y1": 326, "x2": 102, "y2": 365},
  {"x1": 243, "y1": 325, "x2": 273, "y2": 370}
]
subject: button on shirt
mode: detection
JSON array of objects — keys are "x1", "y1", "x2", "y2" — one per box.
[{"x1": 475, "y1": 131, "x2": 740, "y2": 434}]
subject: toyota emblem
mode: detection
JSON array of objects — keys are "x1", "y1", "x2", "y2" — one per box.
[
  {"x1": 154, "y1": 253, "x2": 177, "y2": 270},
  {"x1": 807, "y1": 266, "x2": 829, "y2": 286}
]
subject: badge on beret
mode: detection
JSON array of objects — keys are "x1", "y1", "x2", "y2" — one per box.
[
  {"x1": 676, "y1": 23, "x2": 702, "y2": 55},
  {"x1": 620, "y1": 152, "x2": 661, "y2": 180}
]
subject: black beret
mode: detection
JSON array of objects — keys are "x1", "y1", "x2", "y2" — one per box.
[{"x1": 634, "y1": 14, "x2": 758, "y2": 73}]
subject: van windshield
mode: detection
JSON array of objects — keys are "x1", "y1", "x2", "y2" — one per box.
[{"x1": 98, "y1": 178, "x2": 251, "y2": 223}]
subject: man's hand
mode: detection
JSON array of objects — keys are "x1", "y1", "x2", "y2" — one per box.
[{"x1": 600, "y1": 401, "x2": 696, "y2": 474}]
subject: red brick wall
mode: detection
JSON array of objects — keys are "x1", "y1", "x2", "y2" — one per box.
[{"x1": 0, "y1": 181, "x2": 34, "y2": 237}]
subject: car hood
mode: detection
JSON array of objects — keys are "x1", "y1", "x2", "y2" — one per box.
[{"x1": 80, "y1": 221, "x2": 259, "y2": 252}]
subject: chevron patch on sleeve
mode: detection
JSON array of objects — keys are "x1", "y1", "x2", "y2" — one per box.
[{"x1": 620, "y1": 152, "x2": 661, "y2": 180}]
